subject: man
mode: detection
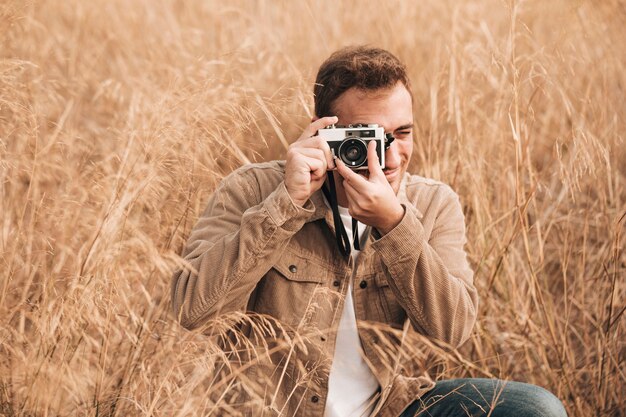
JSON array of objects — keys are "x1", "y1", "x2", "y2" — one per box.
[{"x1": 172, "y1": 46, "x2": 567, "y2": 417}]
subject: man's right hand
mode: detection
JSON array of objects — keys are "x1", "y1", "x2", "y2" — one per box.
[{"x1": 284, "y1": 116, "x2": 337, "y2": 206}]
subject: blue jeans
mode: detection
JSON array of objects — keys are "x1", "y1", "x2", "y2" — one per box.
[{"x1": 400, "y1": 379, "x2": 568, "y2": 417}]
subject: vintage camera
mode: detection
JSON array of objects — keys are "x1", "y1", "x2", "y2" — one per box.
[{"x1": 319, "y1": 124, "x2": 391, "y2": 170}]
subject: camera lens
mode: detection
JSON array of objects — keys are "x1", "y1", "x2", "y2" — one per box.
[
  {"x1": 345, "y1": 146, "x2": 360, "y2": 161},
  {"x1": 338, "y1": 137, "x2": 367, "y2": 168}
]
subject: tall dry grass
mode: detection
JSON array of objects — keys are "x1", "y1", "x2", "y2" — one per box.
[{"x1": 1, "y1": 0, "x2": 624, "y2": 415}]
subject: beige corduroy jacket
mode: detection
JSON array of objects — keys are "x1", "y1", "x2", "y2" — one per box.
[{"x1": 172, "y1": 161, "x2": 478, "y2": 417}]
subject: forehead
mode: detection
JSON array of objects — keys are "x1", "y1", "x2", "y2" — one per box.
[{"x1": 332, "y1": 83, "x2": 413, "y2": 129}]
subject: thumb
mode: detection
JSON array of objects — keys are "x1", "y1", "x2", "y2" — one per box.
[{"x1": 367, "y1": 140, "x2": 384, "y2": 180}]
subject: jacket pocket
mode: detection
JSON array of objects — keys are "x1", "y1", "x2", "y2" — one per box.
[
  {"x1": 374, "y1": 271, "x2": 406, "y2": 327},
  {"x1": 253, "y1": 249, "x2": 327, "y2": 328}
]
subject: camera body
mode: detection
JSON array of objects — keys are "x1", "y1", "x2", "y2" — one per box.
[{"x1": 318, "y1": 124, "x2": 385, "y2": 170}]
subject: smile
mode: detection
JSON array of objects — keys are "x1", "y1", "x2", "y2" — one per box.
[{"x1": 384, "y1": 167, "x2": 399, "y2": 176}]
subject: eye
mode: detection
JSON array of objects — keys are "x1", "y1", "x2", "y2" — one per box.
[{"x1": 395, "y1": 130, "x2": 412, "y2": 137}]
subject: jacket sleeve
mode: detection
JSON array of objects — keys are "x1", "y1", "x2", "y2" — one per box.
[
  {"x1": 171, "y1": 168, "x2": 314, "y2": 329},
  {"x1": 371, "y1": 185, "x2": 478, "y2": 348}
]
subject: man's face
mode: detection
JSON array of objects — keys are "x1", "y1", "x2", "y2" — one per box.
[{"x1": 332, "y1": 82, "x2": 414, "y2": 196}]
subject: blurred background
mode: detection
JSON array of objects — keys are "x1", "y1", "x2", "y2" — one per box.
[{"x1": 1, "y1": 0, "x2": 624, "y2": 415}]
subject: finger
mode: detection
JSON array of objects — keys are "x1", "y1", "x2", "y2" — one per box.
[
  {"x1": 342, "y1": 183, "x2": 365, "y2": 217},
  {"x1": 335, "y1": 158, "x2": 369, "y2": 188},
  {"x1": 320, "y1": 140, "x2": 335, "y2": 170},
  {"x1": 299, "y1": 116, "x2": 338, "y2": 140},
  {"x1": 367, "y1": 140, "x2": 384, "y2": 180},
  {"x1": 343, "y1": 179, "x2": 372, "y2": 203},
  {"x1": 292, "y1": 137, "x2": 335, "y2": 170},
  {"x1": 342, "y1": 179, "x2": 360, "y2": 201},
  {"x1": 289, "y1": 146, "x2": 327, "y2": 173},
  {"x1": 297, "y1": 147, "x2": 329, "y2": 171},
  {"x1": 299, "y1": 154, "x2": 327, "y2": 179}
]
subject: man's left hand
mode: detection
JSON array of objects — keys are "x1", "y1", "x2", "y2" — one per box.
[{"x1": 335, "y1": 141, "x2": 405, "y2": 235}]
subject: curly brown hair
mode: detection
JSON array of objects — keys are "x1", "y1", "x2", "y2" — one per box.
[{"x1": 313, "y1": 46, "x2": 412, "y2": 118}]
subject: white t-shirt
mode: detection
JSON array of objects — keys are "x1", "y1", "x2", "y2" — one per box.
[{"x1": 324, "y1": 206, "x2": 380, "y2": 417}]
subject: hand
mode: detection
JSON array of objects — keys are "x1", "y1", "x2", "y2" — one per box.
[
  {"x1": 285, "y1": 116, "x2": 337, "y2": 206},
  {"x1": 335, "y1": 141, "x2": 404, "y2": 235}
]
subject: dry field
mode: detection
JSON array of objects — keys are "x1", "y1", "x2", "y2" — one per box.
[{"x1": 1, "y1": 0, "x2": 625, "y2": 416}]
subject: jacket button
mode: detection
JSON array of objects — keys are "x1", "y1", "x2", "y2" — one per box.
[
  {"x1": 332, "y1": 280, "x2": 340, "y2": 287},
  {"x1": 311, "y1": 395, "x2": 319, "y2": 403},
  {"x1": 359, "y1": 280, "x2": 367, "y2": 289},
  {"x1": 289, "y1": 265, "x2": 297, "y2": 273}
]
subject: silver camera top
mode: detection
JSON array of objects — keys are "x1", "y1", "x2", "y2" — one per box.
[{"x1": 323, "y1": 123, "x2": 379, "y2": 129}]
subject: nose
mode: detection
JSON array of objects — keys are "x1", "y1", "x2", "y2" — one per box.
[{"x1": 384, "y1": 141, "x2": 400, "y2": 169}]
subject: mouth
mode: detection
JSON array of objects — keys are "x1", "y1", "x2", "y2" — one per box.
[
  {"x1": 356, "y1": 167, "x2": 400, "y2": 181},
  {"x1": 384, "y1": 167, "x2": 399, "y2": 179}
]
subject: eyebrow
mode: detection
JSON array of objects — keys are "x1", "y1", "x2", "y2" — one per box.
[{"x1": 394, "y1": 124, "x2": 414, "y2": 132}]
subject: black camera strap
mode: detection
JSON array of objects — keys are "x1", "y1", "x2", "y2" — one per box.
[{"x1": 322, "y1": 173, "x2": 360, "y2": 258}]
